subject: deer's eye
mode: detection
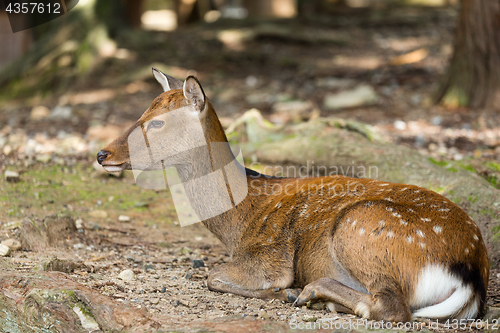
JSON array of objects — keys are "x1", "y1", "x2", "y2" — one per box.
[{"x1": 148, "y1": 120, "x2": 165, "y2": 130}]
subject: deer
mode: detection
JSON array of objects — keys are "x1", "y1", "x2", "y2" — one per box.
[{"x1": 97, "y1": 68, "x2": 489, "y2": 322}]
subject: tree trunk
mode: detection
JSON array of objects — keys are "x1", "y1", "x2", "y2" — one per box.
[{"x1": 436, "y1": 0, "x2": 500, "y2": 108}]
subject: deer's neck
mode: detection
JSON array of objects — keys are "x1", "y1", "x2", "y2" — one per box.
[{"x1": 174, "y1": 107, "x2": 270, "y2": 254}]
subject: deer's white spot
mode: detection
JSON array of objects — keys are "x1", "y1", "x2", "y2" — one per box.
[
  {"x1": 385, "y1": 207, "x2": 394, "y2": 212},
  {"x1": 420, "y1": 218, "x2": 431, "y2": 222},
  {"x1": 473, "y1": 234, "x2": 479, "y2": 241},
  {"x1": 267, "y1": 237, "x2": 273, "y2": 243},
  {"x1": 419, "y1": 242, "x2": 426, "y2": 249},
  {"x1": 433, "y1": 226, "x2": 442, "y2": 234},
  {"x1": 416, "y1": 230, "x2": 425, "y2": 238},
  {"x1": 408, "y1": 208, "x2": 416, "y2": 213},
  {"x1": 263, "y1": 215, "x2": 268, "y2": 222},
  {"x1": 379, "y1": 183, "x2": 389, "y2": 187},
  {"x1": 387, "y1": 231, "x2": 395, "y2": 238},
  {"x1": 392, "y1": 212, "x2": 401, "y2": 218},
  {"x1": 400, "y1": 219, "x2": 408, "y2": 226},
  {"x1": 275, "y1": 202, "x2": 282, "y2": 209},
  {"x1": 385, "y1": 198, "x2": 394, "y2": 202},
  {"x1": 469, "y1": 242, "x2": 475, "y2": 249},
  {"x1": 438, "y1": 208, "x2": 450, "y2": 212},
  {"x1": 414, "y1": 203, "x2": 425, "y2": 207},
  {"x1": 359, "y1": 228, "x2": 365, "y2": 236},
  {"x1": 351, "y1": 220, "x2": 357, "y2": 227},
  {"x1": 400, "y1": 187, "x2": 408, "y2": 191},
  {"x1": 378, "y1": 220, "x2": 385, "y2": 226},
  {"x1": 465, "y1": 248, "x2": 469, "y2": 254},
  {"x1": 413, "y1": 197, "x2": 423, "y2": 202},
  {"x1": 414, "y1": 190, "x2": 421, "y2": 193},
  {"x1": 407, "y1": 236, "x2": 414, "y2": 243}
]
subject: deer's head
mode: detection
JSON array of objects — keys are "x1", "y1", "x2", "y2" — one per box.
[{"x1": 97, "y1": 68, "x2": 226, "y2": 173}]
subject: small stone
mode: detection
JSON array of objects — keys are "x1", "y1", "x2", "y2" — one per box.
[
  {"x1": 89, "y1": 210, "x2": 108, "y2": 219},
  {"x1": 160, "y1": 286, "x2": 167, "y2": 293},
  {"x1": 49, "y1": 106, "x2": 73, "y2": 120},
  {"x1": 118, "y1": 215, "x2": 130, "y2": 223},
  {"x1": 172, "y1": 300, "x2": 180, "y2": 307},
  {"x1": 125, "y1": 255, "x2": 135, "y2": 262},
  {"x1": 192, "y1": 259, "x2": 205, "y2": 268},
  {"x1": 118, "y1": 269, "x2": 135, "y2": 281},
  {"x1": 5, "y1": 170, "x2": 20, "y2": 183},
  {"x1": 259, "y1": 309, "x2": 269, "y2": 320},
  {"x1": 302, "y1": 315, "x2": 317, "y2": 322},
  {"x1": 184, "y1": 273, "x2": 193, "y2": 279},
  {"x1": 1, "y1": 238, "x2": 21, "y2": 251},
  {"x1": 36, "y1": 154, "x2": 52, "y2": 164},
  {"x1": 3, "y1": 145, "x2": 12, "y2": 156},
  {"x1": 73, "y1": 243, "x2": 85, "y2": 250},
  {"x1": 75, "y1": 218, "x2": 83, "y2": 229},
  {"x1": 393, "y1": 120, "x2": 406, "y2": 130},
  {"x1": 150, "y1": 298, "x2": 160, "y2": 305},
  {"x1": 30, "y1": 106, "x2": 50, "y2": 120},
  {"x1": 143, "y1": 263, "x2": 155, "y2": 271},
  {"x1": 323, "y1": 84, "x2": 378, "y2": 110},
  {"x1": 0, "y1": 244, "x2": 11, "y2": 256}
]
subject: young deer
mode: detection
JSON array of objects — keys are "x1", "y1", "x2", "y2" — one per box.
[{"x1": 97, "y1": 68, "x2": 489, "y2": 322}]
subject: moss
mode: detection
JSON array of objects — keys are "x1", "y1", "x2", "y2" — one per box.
[
  {"x1": 428, "y1": 157, "x2": 448, "y2": 167},
  {"x1": 1, "y1": 163, "x2": 176, "y2": 227},
  {"x1": 467, "y1": 196, "x2": 479, "y2": 203}
]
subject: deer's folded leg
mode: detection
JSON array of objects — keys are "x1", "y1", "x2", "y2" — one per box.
[
  {"x1": 295, "y1": 277, "x2": 411, "y2": 322},
  {"x1": 207, "y1": 261, "x2": 300, "y2": 302}
]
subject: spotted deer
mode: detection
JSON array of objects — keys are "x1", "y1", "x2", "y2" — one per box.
[{"x1": 97, "y1": 68, "x2": 489, "y2": 322}]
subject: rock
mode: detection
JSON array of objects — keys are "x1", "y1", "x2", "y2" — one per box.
[
  {"x1": 20, "y1": 214, "x2": 77, "y2": 250},
  {"x1": 1, "y1": 238, "x2": 21, "y2": 251},
  {"x1": 73, "y1": 305, "x2": 100, "y2": 331},
  {"x1": 184, "y1": 273, "x2": 193, "y2": 279},
  {"x1": 258, "y1": 309, "x2": 269, "y2": 320},
  {"x1": 143, "y1": 263, "x2": 155, "y2": 271},
  {"x1": 192, "y1": 259, "x2": 205, "y2": 268},
  {"x1": 323, "y1": 84, "x2": 378, "y2": 110},
  {"x1": 5, "y1": 170, "x2": 20, "y2": 182},
  {"x1": 74, "y1": 218, "x2": 84, "y2": 229},
  {"x1": 38, "y1": 257, "x2": 84, "y2": 273},
  {"x1": 118, "y1": 215, "x2": 130, "y2": 223},
  {"x1": 118, "y1": 269, "x2": 135, "y2": 281},
  {"x1": 73, "y1": 243, "x2": 85, "y2": 250},
  {"x1": 393, "y1": 120, "x2": 407, "y2": 130},
  {"x1": 3, "y1": 145, "x2": 12, "y2": 156},
  {"x1": 0, "y1": 244, "x2": 11, "y2": 256},
  {"x1": 36, "y1": 154, "x2": 52, "y2": 164},
  {"x1": 30, "y1": 105, "x2": 50, "y2": 120},
  {"x1": 160, "y1": 286, "x2": 167, "y2": 293},
  {"x1": 89, "y1": 210, "x2": 108, "y2": 219},
  {"x1": 150, "y1": 298, "x2": 160, "y2": 305},
  {"x1": 49, "y1": 106, "x2": 73, "y2": 120},
  {"x1": 315, "y1": 77, "x2": 356, "y2": 89},
  {"x1": 270, "y1": 100, "x2": 317, "y2": 124}
]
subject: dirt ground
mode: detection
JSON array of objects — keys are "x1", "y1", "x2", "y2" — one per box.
[{"x1": 1, "y1": 4, "x2": 500, "y2": 332}]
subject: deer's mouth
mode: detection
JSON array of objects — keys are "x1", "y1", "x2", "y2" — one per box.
[{"x1": 102, "y1": 162, "x2": 131, "y2": 172}]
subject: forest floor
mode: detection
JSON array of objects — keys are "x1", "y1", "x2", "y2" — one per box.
[{"x1": 1, "y1": 4, "x2": 500, "y2": 332}]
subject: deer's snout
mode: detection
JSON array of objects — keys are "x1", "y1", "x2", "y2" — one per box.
[{"x1": 97, "y1": 150, "x2": 111, "y2": 165}]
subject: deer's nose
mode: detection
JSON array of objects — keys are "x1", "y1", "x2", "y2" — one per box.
[{"x1": 97, "y1": 150, "x2": 111, "y2": 165}]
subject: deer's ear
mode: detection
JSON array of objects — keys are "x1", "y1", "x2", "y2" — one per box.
[
  {"x1": 183, "y1": 76, "x2": 206, "y2": 113},
  {"x1": 152, "y1": 67, "x2": 183, "y2": 91}
]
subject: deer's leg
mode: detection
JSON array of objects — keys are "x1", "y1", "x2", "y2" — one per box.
[
  {"x1": 294, "y1": 278, "x2": 411, "y2": 322},
  {"x1": 207, "y1": 261, "x2": 300, "y2": 303}
]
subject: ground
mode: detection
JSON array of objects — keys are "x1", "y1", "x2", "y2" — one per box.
[{"x1": 1, "y1": 4, "x2": 500, "y2": 332}]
